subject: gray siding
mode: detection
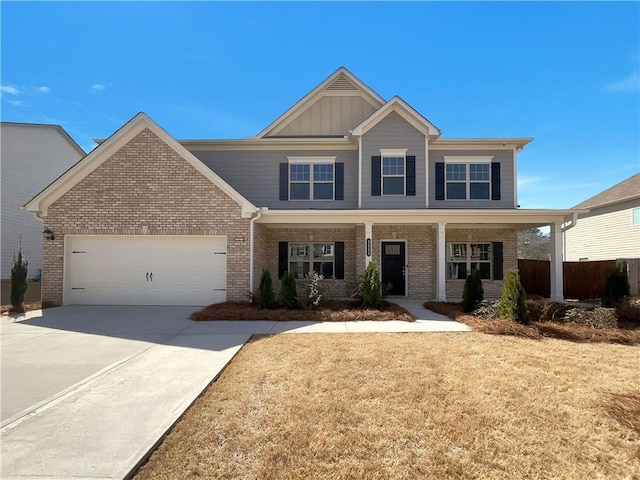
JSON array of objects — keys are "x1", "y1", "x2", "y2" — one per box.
[
  {"x1": 428, "y1": 149, "x2": 515, "y2": 209},
  {"x1": 192, "y1": 149, "x2": 358, "y2": 209},
  {"x1": 362, "y1": 112, "x2": 426, "y2": 208}
]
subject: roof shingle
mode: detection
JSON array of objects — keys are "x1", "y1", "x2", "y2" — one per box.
[{"x1": 573, "y1": 173, "x2": 640, "y2": 209}]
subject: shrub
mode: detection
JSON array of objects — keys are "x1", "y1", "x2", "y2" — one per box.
[
  {"x1": 602, "y1": 264, "x2": 630, "y2": 307},
  {"x1": 462, "y1": 269, "x2": 484, "y2": 313},
  {"x1": 280, "y1": 271, "x2": 298, "y2": 309},
  {"x1": 564, "y1": 307, "x2": 618, "y2": 329},
  {"x1": 473, "y1": 300, "x2": 500, "y2": 319},
  {"x1": 361, "y1": 261, "x2": 382, "y2": 310},
  {"x1": 616, "y1": 297, "x2": 640, "y2": 325},
  {"x1": 257, "y1": 269, "x2": 275, "y2": 309},
  {"x1": 10, "y1": 246, "x2": 28, "y2": 310},
  {"x1": 304, "y1": 271, "x2": 324, "y2": 308},
  {"x1": 498, "y1": 269, "x2": 529, "y2": 324}
]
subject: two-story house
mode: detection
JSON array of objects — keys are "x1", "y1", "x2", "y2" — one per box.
[{"x1": 25, "y1": 68, "x2": 579, "y2": 306}]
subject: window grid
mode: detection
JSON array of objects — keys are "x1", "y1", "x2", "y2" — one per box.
[
  {"x1": 446, "y1": 242, "x2": 492, "y2": 280},
  {"x1": 382, "y1": 156, "x2": 405, "y2": 196},
  {"x1": 445, "y1": 163, "x2": 491, "y2": 200},
  {"x1": 288, "y1": 243, "x2": 334, "y2": 279},
  {"x1": 289, "y1": 163, "x2": 334, "y2": 200}
]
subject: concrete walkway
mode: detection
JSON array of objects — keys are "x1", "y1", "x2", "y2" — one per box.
[{"x1": 0, "y1": 303, "x2": 468, "y2": 480}]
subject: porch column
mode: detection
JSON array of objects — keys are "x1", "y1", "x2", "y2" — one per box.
[
  {"x1": 436, "y1": 221, "x2": 447, "y2": 301},
  {"x1": 550, "y1": 221, "x2": 564, "y2": 302},
  {"x1": 364, "y1": 222, "x2": 373, "y2": 266}
]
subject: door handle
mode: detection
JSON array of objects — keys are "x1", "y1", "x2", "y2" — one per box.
[
  {"x1": 402, "y1": 266, "x2": 406, "y2": 276},
  {"x1": 146, "y1": 272, "x2": 149, "y2": 282},
  {"x1": 150, "y1": 272, "x2": 153, "y2": 282}
]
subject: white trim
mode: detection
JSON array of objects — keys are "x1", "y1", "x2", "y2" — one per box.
[
  {"x1": 425, "y1": 136, "x2": 430, "y2": 208},
  {"x1": 24, "y1": 112, "x2": 257, "y2": 218},
  {"x1": 287, "y1": 156, "x2": 336, "y2": 164},
  {"x1": 513, "y1": 147, "x2": 519, "y2": 208},
  {"x1": 358, "y1": 136, "x2": 363, "y2": 208},
  {"x1": 379, "y1": 148, "x2": 407, "y2": 156},
  {"x1": 431, "y1": 138, "x2": 533, "y2": 149},
  {"x1": 443, "y1": 156, "x2": 494, "y2": 163},
  {"x1": 351, "y1": 96, "x2": 440, "y2": 138},
  {"x1": 436, "y1": 222, "x2": 447, "y2": 301},
  {"x1": 380, "y1": 239, "x2": 408, "y2": 297},
  {"x1": 180, "y1": 139, "x2": 357, "y2": 151}
]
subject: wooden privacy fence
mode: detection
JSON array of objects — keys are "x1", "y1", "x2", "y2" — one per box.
[{"x1": 518, "y1": 259, "x2": 618, "y2": 300}]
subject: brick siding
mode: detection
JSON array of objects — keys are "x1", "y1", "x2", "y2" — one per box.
[{"x1": 42, "y1": 128, "x2": 250, "y2": 304}]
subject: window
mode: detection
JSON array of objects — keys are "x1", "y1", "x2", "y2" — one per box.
[
  {"x1": 288, "y1": 157, "x2": 335, "y2": 200},
  {"x1": 444, "y1": 157, "x2": 493, "y2": 200},
  {"x1": 288, "y1": 243, "x2": 334, "y2": 278},
  {"x1": 382, "y1": 156, "x2": 405, "y2": 195},
  {"x1": 633, "y1": 208, "x2": 640, "y2": 226},
  {"x1": 446, "y1": 243, "x2": 492, "y2": 280}
]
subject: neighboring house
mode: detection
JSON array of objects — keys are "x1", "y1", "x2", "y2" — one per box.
[
  {"x1": 1, "y1": 123, "x2": 85, "y2": 281},
  {"x1": 564, "y1": 173, "x2": 640, "y2": 261},
  {"x1": 25, "y1": 68, "x2": 580, "y2": 306}
]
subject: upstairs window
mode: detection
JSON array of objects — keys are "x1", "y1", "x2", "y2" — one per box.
[
  {"x1": 442, "y1": 156, "x2": 495, "y2": 201},
  {"x1": 382, "y1": 156, "x2": 405, "y2": 195},
  {"x1": 633, "y1": 207, "x2": 640, "y2": 226},
  {"x1": 287, "y1": 157, "x2": 336, "y2": 200}
]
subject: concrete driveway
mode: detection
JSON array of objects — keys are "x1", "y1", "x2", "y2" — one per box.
[{"x1": 1, "y1": 303, "x2": 467, "y2": 480}]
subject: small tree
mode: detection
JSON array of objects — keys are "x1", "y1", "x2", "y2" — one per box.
[
  {"x1": 257, "y1": 269, "x2": 275, "y2": 309},
  {"x1": 280, "y1": 271, "x2": 298, "y2": 309},
  {"x1": 10, "y1": 245, "x2": 29, "y2": 311},
  {"x1": 361, "y1": 261, "x2": 382, "y2": 310},
  {"x1": 304, "y1": 271, "x2": 324, "y2": 308},
  {"x1": 499, "y1": 269, "x2": 528, "y2": 324},
  {"x1": 602, "y1": 264, "x2": 630, "y2": 307},
  {"x1": 462, "y1": 269, "x2": 484, "y2": 313}
]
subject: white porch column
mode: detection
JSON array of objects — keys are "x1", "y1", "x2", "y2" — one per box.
[
  {"x1": 436, "y1": 221, "x2": 447, "y2": 301},
  {"x1": 364, "y1": 222, "x2": 373, "y2": 267},
  {"x1": 550, "y1": 221, "x2": 564, "y2": 302}
]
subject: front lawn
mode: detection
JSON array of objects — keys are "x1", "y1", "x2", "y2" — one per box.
[
  {"x1": 134, "y1": 333, "x2": 639, "y2": 479},
  {"x1": 190, "y1": 299, "x2": 415, "y2": 322}
]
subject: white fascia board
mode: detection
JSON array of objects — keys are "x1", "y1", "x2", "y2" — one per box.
[
  {"x1": 257, "y1": 67, "x2": 386, "y2": 139},
  {"x1": 180, "y1": 138, "x2": 357, "y2": 151},
  {"x1": 25, "y1": 112, "x2": 257, "y2": 217},
  {"x1": 351, "y1": 97, "x2": 441, "y2": 137},
  {"x1": 256, "y1": 208, "x2": 587, "y2": 226},
  {"x1": 431, "y1": 138, "x2": 534, "y2": 150}
]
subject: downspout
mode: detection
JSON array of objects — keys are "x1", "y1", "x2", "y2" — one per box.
[
  {"x1": 561, "y1": 212, "x2": 578, "y2": 262},
  {"x1": 249, "y1": 208, "x2": 263, "y2": 295}
]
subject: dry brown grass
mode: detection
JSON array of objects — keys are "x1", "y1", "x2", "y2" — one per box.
[
  {"x1": 190, "y1": 300, "x2": 415, "y2": 322},
  {"x1": 134, "y1": 333, "x2": 640, "y2": 480},
  {"x1": 424, "y1": 301, "x2": 640, "y2": 345}
]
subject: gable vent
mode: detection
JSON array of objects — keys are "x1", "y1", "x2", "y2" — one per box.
[{"x1": 326, "y1": 75, "x2": 358, "y2": 91}]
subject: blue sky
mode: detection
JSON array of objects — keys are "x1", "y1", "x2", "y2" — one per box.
[{"x1": 2, "y1": 1, "x2": 638, "y2": 210}]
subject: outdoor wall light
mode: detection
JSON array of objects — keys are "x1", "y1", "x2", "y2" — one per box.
[{"x1": 43, "y1": 229, "x2": 55, "y2": 241}]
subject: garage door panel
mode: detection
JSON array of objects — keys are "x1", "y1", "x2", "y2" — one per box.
[{"x1": 65, "y1": 236, "x2": 227, "y2": 306}]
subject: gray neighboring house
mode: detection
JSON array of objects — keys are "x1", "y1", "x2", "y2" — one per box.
[{"x1": 1, "y1": 123, "x2": 85, "y2": 280}]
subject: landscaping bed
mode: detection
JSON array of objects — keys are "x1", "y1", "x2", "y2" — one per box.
[
  {"x1": 424, "y1": 298, "x2": 640, "y2": 345},
  {"x1": 190, "y1": 300, "x2": 415, "y2": 322},
  {"x1": 134, "y1": 333, "x2": 639, "y2": 479}
]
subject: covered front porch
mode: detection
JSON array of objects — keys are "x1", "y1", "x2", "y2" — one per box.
[{"x1": 252, "y1": 209, "x2": 580, "y2": 302}]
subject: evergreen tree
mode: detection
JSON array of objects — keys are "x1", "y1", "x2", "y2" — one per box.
[
  {"x1": 499, "y1": 270, "x2": 528, "y2": 324},
  {"x1": 462, "y1": 269, "x2": 484, "y2": 313},
  {"x1": 257, "y1": 269, "x2": 275, "y2": 309}
]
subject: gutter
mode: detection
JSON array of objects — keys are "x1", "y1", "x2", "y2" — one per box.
[
  {"x1": 249, "y1": 208, "x2": 265, "y2": 295},
  {"x1": 561, "y1": 212, "x2": 579, "y2": 233}
]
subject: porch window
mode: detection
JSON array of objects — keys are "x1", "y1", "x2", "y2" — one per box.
[
  {"x1": 288, "y1": 243, "x2": 334, "y2": 278},
  {"x1": 446, "y1": 242, "x2": 492, "y2": 280}
]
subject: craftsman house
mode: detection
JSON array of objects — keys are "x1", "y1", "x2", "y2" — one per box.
[{"x1": 25, "y1": 68, "x2": 580, "y2": 306}]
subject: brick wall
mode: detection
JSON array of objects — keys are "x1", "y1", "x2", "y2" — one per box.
[{"x1": 42, "y1": 128, "x2": 250, "y2": 304}]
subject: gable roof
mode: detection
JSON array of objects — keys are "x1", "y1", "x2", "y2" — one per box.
[
  {"x1": 24, "y1": 112, "x2": 257, "y2": 218},
  {"x1": 257, "y1": 67, "x2": 386, "y2": 138},
  {"x1": 573, "y1": 173, "x2": 640, "y2": 209},
  {"x1": 0, "y1": 121, "x2": 86, "y2": 157},
  {"x1": 350, "y1": 96, "x2": 441, "y2": 138}
]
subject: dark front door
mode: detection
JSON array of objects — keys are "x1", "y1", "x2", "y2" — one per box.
[{"x1": 381, "y1": 241, "x2": 406, "y2": 295}]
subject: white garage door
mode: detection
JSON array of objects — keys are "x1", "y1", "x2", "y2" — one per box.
[{"x1": 64, "y1": 236, "x2": 227, "y2": 305}]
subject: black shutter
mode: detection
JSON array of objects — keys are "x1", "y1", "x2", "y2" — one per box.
[
  {"x1": 278, "y1": 242, "x2": 288, "y2": 279},
  {"x1": 335, "y1": 242, "x2": 345, "y2": 279},
  {"x1": 279, "y1": 163, "x2": 288, "y2": 201},
  {"x1": 491, "y1": 162, "x2": 501, "y2": 200},
  {"x1": 493, "y1": 242, "x2": 503, "y2": 280},
  {"x1": 371, "y1": 156, "x2": 381, "y2": 196},
  {"x1": 335, "y1": 163, "x2": 344, "y2": 200},
  {"x1": 435, "y1": 162, "x2": 445, "y2": 200},
  {"x1": 406, "y1": 156, "x2": 416, "y2": 196}
]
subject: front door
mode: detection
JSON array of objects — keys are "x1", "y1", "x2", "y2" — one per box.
[{"x1": 381, "y1": 241, "x2": 406, "y2": 296}]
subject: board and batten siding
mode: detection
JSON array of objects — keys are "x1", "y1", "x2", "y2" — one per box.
[
  {"x1": 1, "y1": 124, "x2": 84, "y2": 280},
  {"x1": 564, "y1": 199, "x2": 640, "y2": 261},
  {"x1": 428, "y1": 149, "x2": 515, "y2": 209},
  {"x1": 192, "y1": 149, "x2": 358, "y2": 209},
  {"x1": 275, "y1": 96, "x2": 377, "y2": 137},
  {"x1": 361, "y1": 111, "x2": 426, "y2": 208}
]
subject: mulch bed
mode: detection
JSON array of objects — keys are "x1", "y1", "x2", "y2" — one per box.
[
  {"x1": 190, "y1": 299, "x2": 415, "y2": 322},
  {"x1": 424, "y1": 301, "x2": 640, "y2": 345},
  {"x1": 0, "y1": 301, "x2": 49, "y2": 316}
]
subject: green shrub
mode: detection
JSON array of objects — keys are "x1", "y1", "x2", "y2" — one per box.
[
  {"x1": 498, "y1": 270, "x2": 529, "y2": 324},
  {"x1": 602, "y1": 264, "x2": 630, "y2": 307},
  {"x1": 10, "y1": 246, "x2": 28, "y2": 310},
  {"x1": 361, "y1": 261, "x2": 382, "y2": 310},
  {"x1": 462, "y1": 269, "x2": 484, "y2": 313},
  {"x1": 257, "y1": 269, "x2": 275, "y2": 309},
  {"x1": 280, "y1": 271, "x2": 298, "y2": 309}
]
